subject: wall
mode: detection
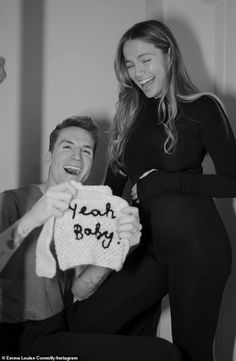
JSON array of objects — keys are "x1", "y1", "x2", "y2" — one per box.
[
  {"x1": 41, "y1": 0, "x2": 147, "y2": 184},
  {"x1": 0, "y1": 0, "x2": 147, "y2": 191},
  {"x1": 0, "y1": 0, "x2": 21, "y2": 191},
  {"x1": 214, "y1": 2, "x2": 236, "y2": 360}
]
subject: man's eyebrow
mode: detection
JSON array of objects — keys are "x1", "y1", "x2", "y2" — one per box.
[
  {"x1": 59, "y1": 139, "x2": 74, "y2": 145},
  {"x1": 83, "y1": 144, "x2": 94, "y2": 151},
  {"x1": 59, "y1": 140, "x2": 94, "y2": 150}
]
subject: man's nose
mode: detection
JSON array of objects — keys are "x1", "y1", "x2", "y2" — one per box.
[{"x1": 72, "y1": 148, "x2": 81, "y2": 159}]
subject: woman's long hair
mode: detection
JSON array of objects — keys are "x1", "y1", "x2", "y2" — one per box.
[{"x1": 108, "y1": 20, "x2": 202, "y2": 172}]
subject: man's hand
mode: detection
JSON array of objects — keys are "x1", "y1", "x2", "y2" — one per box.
[
  {"x1": 72, "y1": 206, "x2": 142, "y2": 301},
  {"x1": 116, "y1": 206, "x2": 142, "y2": 247},
  {"x1": 14, "y1": 182, "x2": 78, "y2": 247},
  {"x1": 72, "y1": 265, "x2": 112, "y2": 301},
  {"x1": 29, "y1": 182, "x2": 77, "y2": 228}
]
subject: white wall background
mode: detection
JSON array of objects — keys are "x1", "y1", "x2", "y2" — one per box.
[
  {"x1": 41, "y1": 0, "x2": 147, "y2": 184},
  {"x1": 0, "y1": 0, "x2": 21, "y2": 190},
  {"x1": 0, "y1": 0, "x2": 236, "y2": 360}
]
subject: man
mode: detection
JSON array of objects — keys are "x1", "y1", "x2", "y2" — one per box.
[
  {"x1": 0, "y1": 116, "x2": 141, "y2": 353},
  {"x1": 0, "y1": 116, "x2": 181, "y2": 360}
]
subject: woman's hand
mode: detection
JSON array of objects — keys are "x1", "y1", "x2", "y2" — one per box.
[
  {"x1": 132, "y1": 169, "x2": 158, "y2": 203},
  {"x1": 131, "y1": 183, "x2": 139, "y2": 203}
]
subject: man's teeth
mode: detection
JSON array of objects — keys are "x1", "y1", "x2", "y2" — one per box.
[{"x1": 64, "y1": 166, "x2": 81, "y2": 175}]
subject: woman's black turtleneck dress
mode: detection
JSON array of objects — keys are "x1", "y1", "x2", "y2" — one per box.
[{"x1": 70, "y1": 95, "x2": 235, "y2": 361}]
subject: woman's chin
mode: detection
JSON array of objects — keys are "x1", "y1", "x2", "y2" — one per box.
[{"x1": 142, "y1": 87, "x2": 160, "y2": 99}]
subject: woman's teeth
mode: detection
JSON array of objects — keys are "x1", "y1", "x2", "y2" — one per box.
[
  {"x1": 64, "y1": 166, "x2": 81, "y2": 175},
  {"x1": 140, "y1": 77, "x2": 155, "y2": 92}
]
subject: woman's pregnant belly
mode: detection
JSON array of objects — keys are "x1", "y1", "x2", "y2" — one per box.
[{"x1": 142, "y1": 193, "x2": 231, "y2": 261}]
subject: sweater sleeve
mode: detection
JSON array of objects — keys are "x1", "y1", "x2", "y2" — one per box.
[
  {"x1": 0, "y1": 191, "x2": 22, "y2": 272},
  {"x1": 104, "y1": 165, "x2": 128, "y2": 197},
  {"x1": 0, "y1": 190, "x2": 22, "y2": 232},
  {"x1": 137, "y1": 96, "x2": 236, "y2": 202}
]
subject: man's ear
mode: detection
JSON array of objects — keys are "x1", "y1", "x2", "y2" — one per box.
[{"x1": 45, "y1": 151, "x2": 52, "y2": 167}]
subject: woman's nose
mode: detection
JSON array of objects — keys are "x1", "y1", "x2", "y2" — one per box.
[{"x1": 135, "y1": 64, "x2": 144, "y2": 77}]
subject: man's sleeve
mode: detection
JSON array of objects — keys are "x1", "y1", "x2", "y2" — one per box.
[{"x1": 0, "y1": 190, "x2": 21, "y2": 271}]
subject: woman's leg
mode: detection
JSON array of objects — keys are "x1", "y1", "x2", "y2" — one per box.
[
  {"x1": 148, "y1": 195, "x2": 232, "y2": 361},
  {"x1": 168, "y1": 233, "x2": 231, "y2": 361}
]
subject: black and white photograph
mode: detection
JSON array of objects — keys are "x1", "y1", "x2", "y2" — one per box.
[{"x1": 0, "y1": 1, "x2": 236, "y2": 360}]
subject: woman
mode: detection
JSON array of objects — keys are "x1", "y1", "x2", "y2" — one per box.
[{"x1": 103, "y1": 20, "x2": 235, "y2": 361}]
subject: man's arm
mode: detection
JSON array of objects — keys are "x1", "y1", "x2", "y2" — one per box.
[
  {"x1": 116, "y1": 206, "x2": 142, "y2": 249},
  {"x1": 0, "y1": 221, "x2": 21, "y2": 272},
  {"x1": 0, "y1": 182, "x2": 78, "y2": 272},
  {"x1": 71, "y1": 205, "x2": 142, "y2": 301}
]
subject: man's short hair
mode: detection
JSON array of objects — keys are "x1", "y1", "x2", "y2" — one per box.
[{"x1": 49, "y1": 116, "x2": 100, "y2": 153}]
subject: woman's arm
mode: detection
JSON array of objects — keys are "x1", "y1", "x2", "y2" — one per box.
[
  {"x1": 104, "y1": 165, "x2": 128, "y2": 197},
  {"x1": 137, "y1": 96, "x2": 236, "y2": 202}
]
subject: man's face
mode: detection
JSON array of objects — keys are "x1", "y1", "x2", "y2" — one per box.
[{"x1": 47, "y1": 126, "x2": 95, "y2": 186}]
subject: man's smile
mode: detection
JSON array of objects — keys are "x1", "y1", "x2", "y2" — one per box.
[{"x1": 64, "y1": 165, "x2": 82, "y2": 176}]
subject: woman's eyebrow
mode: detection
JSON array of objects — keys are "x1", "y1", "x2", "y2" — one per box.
[
  {"x1": 137, "y1": 52, "x2": 155, "y2": 58},
  {"x1": 125, "y1": 52, "x2": 154, "y2": 62}
]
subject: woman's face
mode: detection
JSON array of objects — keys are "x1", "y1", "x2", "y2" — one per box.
[{"x1": 123, "y1": 39, "x2": 169, "y2": 98}]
